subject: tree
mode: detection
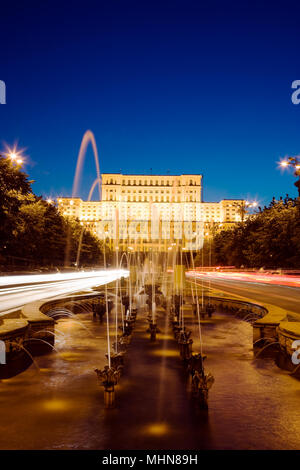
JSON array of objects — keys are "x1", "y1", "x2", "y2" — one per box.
[
  {"x1": 0, "y1": 155, "x2": 34, "y2": 255},
  {"x1": 206, "y1": 197, "x2": 300, "y2": 269},
  {"x1": 0, "y1": 154, "x2": 105, "y2": 268}
]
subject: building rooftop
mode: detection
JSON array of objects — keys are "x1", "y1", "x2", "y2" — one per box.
[{"x1": 102, "y1": 173, "x2": 202, "y2": 177}]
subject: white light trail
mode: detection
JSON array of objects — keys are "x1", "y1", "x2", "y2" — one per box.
[
  {"x1": 186, "y1": 270, "x2": 300, "y2": 288},
  {"x1": 0, "y1": 269, "x2": 129, "y2": 316}
]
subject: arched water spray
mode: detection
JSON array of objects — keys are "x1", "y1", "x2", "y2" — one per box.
[
  {"x1": 65, "y1": 130, "x2": 102, "y2": 267},
  {"x1": 63, "y1": 130, "x2": 113, "y2": 368},
  {"x1": 254, "y1": 341, "x2": 280, "y2": 358},
  {"x1": 10, "y1": 342, "x2": 40, "y2": 372},
  {"x1": 72, "y1": 130, "x2": 101, "y2": 199}
]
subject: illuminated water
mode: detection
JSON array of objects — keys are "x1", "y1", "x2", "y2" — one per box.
[{"x1": 0, "y1": 308, "x2": 299, "y2": 450}]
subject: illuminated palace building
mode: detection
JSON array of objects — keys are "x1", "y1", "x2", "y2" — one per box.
[{"x1": 58, "y1": 174, "x2": 244, "y2": 252}]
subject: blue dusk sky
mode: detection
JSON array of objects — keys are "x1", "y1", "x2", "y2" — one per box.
[{"x1": 1, "y1": 0, "x2": 300, "y2": 205}]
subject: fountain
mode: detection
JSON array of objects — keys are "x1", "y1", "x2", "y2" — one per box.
[
  {"x1": 105, "y1": 351, "x2": 125, "y2": 370},
  {"x1": 91, "y1": 296, "x2": 113, "y2": 323},
  {"x1": 191, "y1": 369, "x2": 215, "y2": 409},
  {"x1": 167, "y1": 240, "x2": 215, "y2": 408},
  {"x1": 76, "y1": 177, "x2": 101, "y2": 267},
  {"x1": 144, "y1": 283, "x2": 161, "y2": 341},
  {"x1": 177, "y1": 329, "x2": 193, "y2": 361},
  {"x1": 65, "y1": 130, "x2": 101, "y2": 267},
  {"x1": 205, "y1": 303, "x2": 215, "y2": 318},
  {"x1": 94, "y1": 240, "x2": 142, "y2": 410},
  {"x1": 62, "y1": 130, "x2": 130, "y2": 404},
  {"x1": 60, "y1": 129, "x2": 216, "y2": 412},
  {"x1": 95, "y1": 365, "x2": 122, "y2": 409}
]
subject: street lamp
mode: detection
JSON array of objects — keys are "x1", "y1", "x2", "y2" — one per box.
[
  {"x1": 280, "y1": 156, "x2": 300, "y2": 197},
  {"x1": 4, "y1": 145, "x2": 25, "y2": 166}
]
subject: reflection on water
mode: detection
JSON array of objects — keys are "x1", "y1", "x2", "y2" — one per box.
[{"x1": 0, "y1": 309, "x2": 299, "y2": 450}]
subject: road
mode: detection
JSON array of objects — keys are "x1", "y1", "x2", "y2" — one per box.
[
  {"x1": 0, "y1": 269, "x2": 128, "y2": 316},
  {"x1": 187, "y1": 273, "x2": 300, "y2": 314}
]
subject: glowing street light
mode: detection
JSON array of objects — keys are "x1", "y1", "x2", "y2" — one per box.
[
  {"x1": 244, "y1": 200, "x2": 257, "y2": 207},
  {"x1": 3, "y1": 145, "x2": 25, "y2": 165}
]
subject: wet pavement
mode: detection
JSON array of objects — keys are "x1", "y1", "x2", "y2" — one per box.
[{"x1": 0, "y1": 304, "x2": 299, "y2": 450}]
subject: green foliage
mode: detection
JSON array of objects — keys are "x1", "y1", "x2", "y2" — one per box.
[
  {"x1": 0, "y1": 156, "x2": 34, "y2": 250},
  {"x1": 194, "y1": 242, "x2": 215, "y2": 267},
  {"x1": 0, "y1": 155, "x2": 105, "y2": 268},
  {"x1": 208, "y1": 196, "x2": 300, "y2": 268}
]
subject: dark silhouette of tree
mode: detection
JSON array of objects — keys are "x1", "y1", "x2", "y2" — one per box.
[
  {"x1": 0, "y1": 155, "x2": 105, "y2": 269},
  {"x1": 195, "y1": 197, "x2": 300, "y2": 269}
]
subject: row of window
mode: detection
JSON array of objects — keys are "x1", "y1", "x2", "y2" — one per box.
[
  {"x1": 107, "y1": 196, "x2": 198, "y2": 202},
  {"x1": 104, "y1": 179, "x2": 199, "y2": 186},
  {"x1": 65, "y1": 205, "x2": 234, "y2": 213},
  {"x1": 118, "y1": 189, "x2": 197, "y2": 194}
]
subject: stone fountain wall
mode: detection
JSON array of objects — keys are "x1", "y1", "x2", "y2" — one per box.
[
  {"x1": 185, "y1": 286, "x2": 300, "y2": 375},
  {"x1": 0, "y1": 289, "x2": 115, "y2": 377}
]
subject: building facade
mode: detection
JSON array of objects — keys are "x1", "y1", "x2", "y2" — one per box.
[{"x1": 58, "y1": 173, "x2": 244, "y2": 252}]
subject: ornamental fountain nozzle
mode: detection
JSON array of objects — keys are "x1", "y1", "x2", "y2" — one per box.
[
  {"x1": 177, "y1": 329, "x2": 193, "y2": 361},
  {"x1": 146, "y1": 321, "x2": 161, "y2": 342},
  {"x1": 95, "y1": 365, "x2": 122, "y2": 409},
  {"x1": 105, "y1": 351, "x2": 125, "y2": 370},
  {"x1": 187, "y1": 353, "x2": 214, "y2": 409},
  {"x1": 191, "y1": 370, "x2": 215, "y2": 409}
]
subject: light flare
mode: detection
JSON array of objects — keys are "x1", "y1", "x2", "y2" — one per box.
[{"x1": 2, "y1": 143, "x2": 27, "y2": 164}]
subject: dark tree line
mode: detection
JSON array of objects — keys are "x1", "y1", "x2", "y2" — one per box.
[
  {"x1": 0, "y1": 155, "x2": 106, "y2": 269},
  {"x1": 195, "y1": 196, "x2": 300, "y2": 269}
]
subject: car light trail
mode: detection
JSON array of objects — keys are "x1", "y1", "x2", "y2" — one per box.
[
  {"x1": 186, "y1": 270, "x2": 300, "y2": 288},
  {"x1": 0, "y1": 269, "x2": 128, "y2": 287},
  {"x1": 0, "y1": 269, "x2": 129, "y2": 316}
]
